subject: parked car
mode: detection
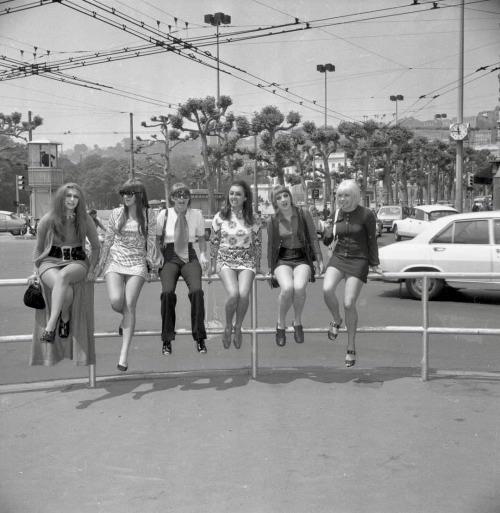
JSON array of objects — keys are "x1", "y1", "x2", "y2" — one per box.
[
  {"x1": 0, "y1": 210, "x2": 26, "y2": 235},
  {"x1": 392, "y1": 204, "x2": 458, "y2": 241},
  {"x1": 377, "y1": 211, "x2": 500, "y2": 299},
  {"x1": 377, "y1": 205, "x2": 409, "y2": 233}
]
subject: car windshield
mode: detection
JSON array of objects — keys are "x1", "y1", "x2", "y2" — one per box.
[
  {"x1": 428, "y1": 210, "x2": 456, "y2": 222},
  {"x1": 378, "y1": 207, "x2": 401, "y2": 216}
]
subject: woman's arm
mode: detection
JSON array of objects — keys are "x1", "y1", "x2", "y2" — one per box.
[
  {"x1": 302, "y1": 209, "x2": 323, "y2": 263},
  {"x1": 365, "y1": 209, "x2": 380, "y2": 267},
  {"x1": 85, "y1": 214, "x2": 100, "y2": 272},
  {"x1": 95, "y1": 208, "x2": 117, "y2": 275},
  {"x1": 252, "y1": 222, "x2": 262, "y2": 273},
  {"x1": 32, "y1": 215, "x2": 49, "y2": 267},
  {"x1": 209, "y1": 213, "x2": 221, "y2": 273}
]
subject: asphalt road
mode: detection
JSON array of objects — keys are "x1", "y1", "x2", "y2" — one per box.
[{"x1": 1, "y1": 232, "x2": 499, "y2": 385}]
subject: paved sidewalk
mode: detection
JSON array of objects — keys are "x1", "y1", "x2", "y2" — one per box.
[{"x1": 1, "y1": 366, "x2": 499, "y2": 513}]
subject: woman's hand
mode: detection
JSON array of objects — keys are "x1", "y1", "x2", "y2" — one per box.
[
  {"x1": 86, "y1": 269, "x2": 96, "y2": 282},
  {"x1": 370, "y1": 265, "x2": 383, "y2": 275},
  {"x1": 199, "y1": 252, "x2": 209, "y2": 274},
  {"x1": 317, "y1": 260, "x2": 326, "y2": 275},
  {"x1": 27, "y1": 273, "x2": 38, "y2": 285}
]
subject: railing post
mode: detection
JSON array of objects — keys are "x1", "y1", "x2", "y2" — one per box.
[
  {"x1": 421, "y1": 276, "x2": 429, "y2": 381},
  {"x1": 251, "y1": 277, "x2": 258, "y2": 378},
  {"x1": 89, "y1": 363, "x2": 96, "y2": 388}
]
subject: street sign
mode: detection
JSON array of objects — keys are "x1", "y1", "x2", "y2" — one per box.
[{"x1": 312, "y1": 188, "x2": 320, "y2": 199}]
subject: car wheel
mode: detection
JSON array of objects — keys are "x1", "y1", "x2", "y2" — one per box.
[
  {"x1": 386, "y1": 227, "x2": 391, "y2": 233},
  {"x1": 393, "y1": 226, "x2": 401, "y2": 241},
  {"x1": 20, "y1": 225, "x2": 28, "y2": 235},
  {"x1": 10, "y1": 229, "x2": 21, "y2": 236},
  {"x1": 405, "y1": 277, "x2": 444, "y2": 300}
]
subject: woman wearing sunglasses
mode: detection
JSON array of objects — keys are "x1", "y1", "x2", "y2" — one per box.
[
  {"x1": 156, "y1": 183, "x2": 209, "y2": 355},
  {"x1": 29, "y1": 183, "x2": 100, "y2": 367},
  {"x1": 96, "y1": 178, "x2": 161, "y2": 372}
]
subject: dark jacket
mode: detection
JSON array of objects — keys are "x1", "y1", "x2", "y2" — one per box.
[{"x1": 267, "y1": 206, "x2": 320, "y2": 286}]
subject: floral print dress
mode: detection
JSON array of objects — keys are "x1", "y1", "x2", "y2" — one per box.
[{"x1": 210, "y1": 211, "x2": 262, "y2": 273}]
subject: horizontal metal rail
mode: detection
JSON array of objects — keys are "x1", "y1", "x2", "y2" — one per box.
[{"x1": 1, "y1": 272, "x2": 499, "y2": 386}]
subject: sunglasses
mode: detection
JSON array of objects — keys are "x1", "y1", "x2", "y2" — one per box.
[
  {"x1": 172, "y1": 192, "x2": 190, "y2": 199},
  {"x1": 120, "y1": 191, "x2": 139, "y2": 197}
]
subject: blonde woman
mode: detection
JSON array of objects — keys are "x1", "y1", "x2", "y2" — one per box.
[{"x1": 322, "y1": 180, "x2": 381, "y2": 367}]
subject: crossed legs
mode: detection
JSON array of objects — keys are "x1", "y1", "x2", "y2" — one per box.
[{"x1": 105, "y1": 272, "x2": 145, "y2": 367}]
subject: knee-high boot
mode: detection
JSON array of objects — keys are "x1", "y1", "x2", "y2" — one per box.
[
  {"x1": 161, "y1": 291, "x2": 177, "y2": 342},
  {"x1": 188, "y1": 289, "x2": 207, "y2": 341}
]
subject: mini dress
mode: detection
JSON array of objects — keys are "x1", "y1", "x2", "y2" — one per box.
[{"x1": 211, "y1": 211, "x2": 261, "y2": 273}]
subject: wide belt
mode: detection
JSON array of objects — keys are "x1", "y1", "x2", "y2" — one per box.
[{"x1": 48, "y1": 245, "x2": 86, "y2": 261}]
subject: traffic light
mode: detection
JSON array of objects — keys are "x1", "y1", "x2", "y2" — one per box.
[
  {"x1": 467, "y1": 173, "x2": 474, "y2": 189},
  {"x1": 17, "y1": 175, "x2": 26, "y2": 190}
]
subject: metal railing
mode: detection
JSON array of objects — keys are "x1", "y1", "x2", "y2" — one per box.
[{"x1": 1, "y1": 272, "x2": 499, "y2": 386}]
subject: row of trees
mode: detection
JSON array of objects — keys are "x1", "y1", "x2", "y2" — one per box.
[{"x1": 0, "y1": 104, "x2": 493, "y2": 213}]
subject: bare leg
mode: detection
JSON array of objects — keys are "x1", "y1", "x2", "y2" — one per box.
[
  {"x1": 322, "y1": 266, "x2": 345, "y2": 325},
  {"x1": 234, "y1": 269, "x2": 255, "y2": 330},
  {"x1": 291, "y1": 264, "x2": 311, "y2": 325},
  {"x1": 343, "y1": 276, "x2": 364, "y2": 354},
  {"x1": 219, "y1": 267, "x2": 239, "y2": 330},
  {"x1": 274, "y1": 265, "x2": 294, "y2": 328},
  {"x1": 40, "y1": 264, "x2": 87, "y2": 332}
]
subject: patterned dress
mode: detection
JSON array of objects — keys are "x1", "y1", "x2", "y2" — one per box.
[
  {"x1": 210, "y1": 211, "x2": 262, "y2": 273},
  {"x1": 99, "y1": 207, "x2": 160, "y2": 279}
]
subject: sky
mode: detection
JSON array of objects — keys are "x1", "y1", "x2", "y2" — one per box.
[{"x1": 1, "y1": 0, "x2": 499, "y2": 151}]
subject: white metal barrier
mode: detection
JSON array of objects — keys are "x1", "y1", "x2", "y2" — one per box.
[{"x1": 1, "y1": 272, "x2": 500, "y2": 386}]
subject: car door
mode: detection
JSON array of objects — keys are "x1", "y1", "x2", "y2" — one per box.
[
  {"x1": 0, "y1": 213, "x2": 7, "y2": 232},
  {"x1": 430, "y1": 218, "x2": 491, "y2": 284},
  {"x1": 401, "y1": 208, "x2": 423, "y2": 237},
  {"x1": 492, "y1": 218, "x2": 500, "y2": 280}
]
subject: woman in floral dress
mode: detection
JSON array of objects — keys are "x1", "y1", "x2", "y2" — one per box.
[{"x1": 210, "y1": 180, "x2": 262, "y2": 349}]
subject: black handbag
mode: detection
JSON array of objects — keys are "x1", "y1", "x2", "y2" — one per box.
[{"x1": 23, "y1": 282, "x2": 46, "y2": 309}]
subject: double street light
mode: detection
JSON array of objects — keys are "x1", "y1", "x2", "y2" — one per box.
[
  {"x1": 316, "y1": 63, "x2": 335, "y2": 127},
  {"x1": 204, "y1": 12, "x2": 231, "y2": 103},
  {"x1": 389, "y1": 94, "x2": 404, "y2": 125}
]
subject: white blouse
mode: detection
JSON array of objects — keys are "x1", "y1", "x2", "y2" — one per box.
[{"x1": 156, "y1": 207, "x2": 205, "y2": 243}]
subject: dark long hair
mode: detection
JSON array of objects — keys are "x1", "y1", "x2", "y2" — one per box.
[
  {"x1": 220, "y1": 179, "x2": 254, "y2": 226},
  {"x1": 117, "y1": 178, "x2": 149, "y2": 236},
  {"x1": 46, "y1": 182, "x2": 88, "y2": 243}
]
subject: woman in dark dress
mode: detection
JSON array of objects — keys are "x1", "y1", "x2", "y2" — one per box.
[{"x1": 323, "y1": 180, "x2": 381, "y2": 367}]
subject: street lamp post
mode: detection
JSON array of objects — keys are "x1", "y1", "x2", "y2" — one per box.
[
  {"x1": 204, "y1": 12, "x2": 231, "y2": 103},
  {"x1": 389, "y1": 94, "x2": 404, "y2": 125},
  {"x1": 435, "y1": 113, "x2": 447, "y2": 140},
  {"x1": 316, "y1": 63, "x2": 335, "y2": 127}
]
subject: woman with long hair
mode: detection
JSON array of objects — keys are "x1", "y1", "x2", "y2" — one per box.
[
  {"x1": 322, "y1": 180, "x2": 381, "y2": 367},
  {"x1": 210, "y1": 180, "x2": 262, "y2": 349},
  {"x1": 267, "y1": 185, "x2": 325, "y2": 347},
  {"x1": 96, "y1": 178, "x2": 160, "y2": 372},
  {"x1": 29, "y1": 182, "x2": 100, "y2": 366}
]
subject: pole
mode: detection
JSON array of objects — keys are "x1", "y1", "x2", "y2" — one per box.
[
  {"x1": 28, "y1": 110, "x2": 33, "y2": 141},
  {"x1": 324, "y1": 71, "x2": 327, "y2": 128},
  {"x1": 216, "y1": 23, "x2": 220, "y2": 103},
  {"x1": 455, "y1": 0, "x2": 464, "y2": 212},
  {"x1": 253, "y1": 134, "x2": 258, "y2": 214},
  {"x1": 129, "y1": 113, "x2": 134, "y2": 179}
]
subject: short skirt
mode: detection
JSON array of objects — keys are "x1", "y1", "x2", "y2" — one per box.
[
  {"x1": 327, "y1": 253, "x2": 369, "y2": 283},
  {"x1": 39, "y1": 257, "x2": 89, "y2": 278},
  {"x1": 217, "y1": 246, "x2": 255, "y2": 273},
  {"x1": 104, "y1": 260, "x2": 147, "y2": 279},
  {"x1": 276, "y1": 247, "x2": 309, "y2": 269}
]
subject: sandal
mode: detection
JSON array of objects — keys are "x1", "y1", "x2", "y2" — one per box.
[
  {"x1": 327, "y1": 319, "x2": 343, "y2": 341},
  {"x1": 59, "y1": 317, "x2": 70, "y2": 338},
  {"x1": 222, "y1": 325, "x2": 232, "y2": 349},
  {"x1": 40, "y1": 330, "x2": 56, "y2": 343},
  {"x1": 233, "y1": 326, "x2": 243, "y2": 349},
  {"x1": 275, "y1": 325, "x2": 286, "y2": 347},
  {"x1": 345, "y1": 349, "x2": 356, "y2": 368}
]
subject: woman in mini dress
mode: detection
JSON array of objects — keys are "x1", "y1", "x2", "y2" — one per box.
[
  {"x1": 267, "y1": 185, "x2": 325, "y2": 347},
  {"x1": 96, "y1": 178, "x2": 160, "y2": 372},
  {"x1": 322, "y1": 180, "x2": 381, "y2": 367},
  {"x1": 210, "y1": 180, "x2": 262, "y2": 349},
  {"x1": 29, "y1": 182, "x2": 100, "y2": 366}
]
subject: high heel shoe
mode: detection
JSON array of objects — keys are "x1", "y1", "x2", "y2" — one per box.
[
  {"x1": 345, "y1": 349, "x2": 356, "y2": 368},
  {"x1": 117, "y1": 363, "x2": 128, "y2": 372},
  {"x1": 59, "y1": 316, "x2": 70, "y2": 338},
  {"x1": 233, "y1": 326, "x2": 243, "y2": 349},
  {"x1": 222, "y1": 325, "x2": 232, "y2": 349},
  {"x1": 40, "y1": 330, "x2": 56, "y2": 343},
  {"x1": 327, "y1": 319, "x2": 343, "y2": 341}
]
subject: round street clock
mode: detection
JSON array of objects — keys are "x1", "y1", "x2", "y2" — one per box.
[{"x1": 449, "y1": 122, "x2": 468, "y2": 141}]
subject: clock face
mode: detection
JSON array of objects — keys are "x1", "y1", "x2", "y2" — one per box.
[{"x1": 449, "y1": 123, "x2": 468, "y2": 140}]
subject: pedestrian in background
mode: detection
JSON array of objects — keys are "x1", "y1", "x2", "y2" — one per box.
[
  {"x1": 29, "y1": 182, "x2": 100, "y2": 366},
  {"x1": 156, "y1": 183, "x2": 209, "y2": 355},
  {"x1": 96, "y1": 178, "x2": 161, "y2": 372},
  {"x1": 322, "y1": 180, "x2": 381, "y2": 367},
  {"x1": 267, "y1": 185, "x2": 325, "y2": 347},
  {"x1": 210, "y1": 180, "x2": 262, "y2": 349}
]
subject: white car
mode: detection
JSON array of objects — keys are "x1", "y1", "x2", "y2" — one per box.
[
  {"x1": 392, "y1": 204, "x2": 458, "y2": 241},
  {"x1": 378, "y1": 211, "x2": 500, "y2": 299}
]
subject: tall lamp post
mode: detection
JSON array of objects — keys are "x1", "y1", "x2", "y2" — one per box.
[
  {"x1": 435, "y1": 113, "x2": 447, "y2": 140},
  {"x1": 204, "y1": 12, "x2": 231, "y2": 103},
  {"x1": 389, "y1": 94, "x2": 404, "y2": 125},
  {"x1": 316, "y1": 63, "x2": 335, "y2": 127}
]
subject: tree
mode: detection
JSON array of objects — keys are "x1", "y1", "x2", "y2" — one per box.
[
  {"x1": 172, "y1": 95, "x2": 232, "y2": 214},
  {"x1": 303, "y1": 121, "x2": 340, "y2": 210},
  {"x1": 0, "y1": 111, "x2": 42, "y2": 143},
  {"x1": 251, "y1": 106, "x2": 300, "y2": 184},
  {"x1": 0, "y1": 136, "x2": 28, "y2": 210}
]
